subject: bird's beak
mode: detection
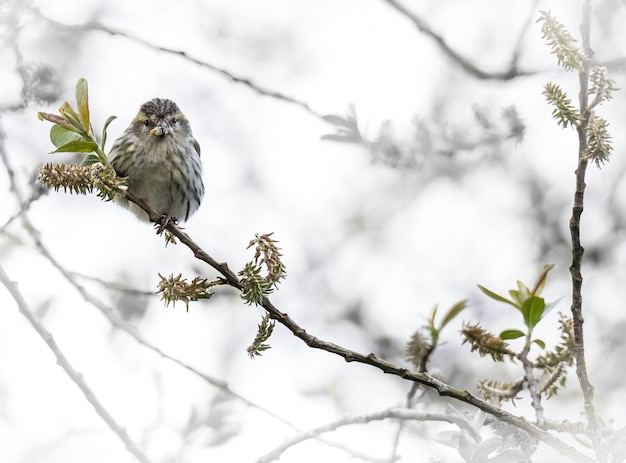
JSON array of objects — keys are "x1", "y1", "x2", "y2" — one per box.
[{"x1": 150, "y1": 119, "x2": 172, "y2": 137}]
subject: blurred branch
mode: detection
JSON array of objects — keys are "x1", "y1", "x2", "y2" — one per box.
[
  {"x1": 570, "y1": 0, "x2": 602, "y2": 459},
  {"x1": 0, "y1": 138, "x2": 374, "y2": 463},
  {"x1": 0, "y1": 265, "x2": 153, "y2": 463},
  {"x1": 0, "y1": 187, "x2": 47, "y2": 232},
  {"x1": 124, "y1": 192, "x2": 593, "y2": 463},
  {"x1": 10, "y1": 221, "x2": 381, "y2": 463},
  {"x1": 381, "y1": 0, "x2": 537, "y2": 80},
  {"x1": 33, "y1": 8, "x2": 324, "y2": 120},
  {"x1": 257, "y1": 407, "x2": 482, "y2": 463},
  {"x1": 510, "y1": 0, "x2": 542, "y2": 69},
  {"x1": 70, "y1": 271, "x2": 155, "y2": 297}
]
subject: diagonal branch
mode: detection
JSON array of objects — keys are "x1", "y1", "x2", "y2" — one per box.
[
  {"x1": 33, "y1": 8, "x2": 323, "y2": 120},
  {"x1": 0, "y1": 265, "x2": 153, "y2": 463},
  {"x1": 0, "y1": 124, "x2": 378, "y2": 462},
  {"x1": 126, "y1": 192, "x2": 594, "y2": 463},
  {"x1": 381, "y1": 0, "x2": 536, "y2": 80}
]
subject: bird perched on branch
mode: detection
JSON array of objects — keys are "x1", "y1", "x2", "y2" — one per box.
[{"x1": 109, "y1": 98, "x2": 204, "y2": 223}]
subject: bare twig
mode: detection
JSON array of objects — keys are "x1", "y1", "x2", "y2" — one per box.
[
  {"x1": 257, "y1": 407, "x2": 482, "y2": 463},
  {"x1": 509, "y1": 0, "x2": 542, "y2": 70},
  {"x1": 570, "y1": 0, "x2": 603, "y2": 459},
  {"x1": 125, "y1": 191, "x2": 594, "y2": 463},
  {"x1": 381, "y1": 0, "x2": 536, "y2": 80},
  {"x1": 69, "y1": 272, "x2": 155, "y2": 297},
  {"x1": 17, "y1": 219, "x2": 384, "y2": 463},
  {"x1": 32, "y1": 8, "x2": 323, "y2": 120},
  {"x1": 0, "y1": 265, "x2": 153, "y2": 463},
  {"x1": 518, "y1": 341, "x2": 544, "y2": 424},
  {"x1": 0, "y1": 137, "x2": 373, "y2": 463}
]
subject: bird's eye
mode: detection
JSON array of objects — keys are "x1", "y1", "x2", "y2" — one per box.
[
  {"x1": 143, "y1": 120, "x2": 150, "y2": 127},
  {"x1": 171, "y1": 117, "x2": 178, "y2": 124}
]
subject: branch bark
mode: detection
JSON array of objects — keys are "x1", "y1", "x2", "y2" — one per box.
[
  {"x1": 570, "y1": 0, "x2": 603, "y2": 460},
  {"x1": 126, "y1": 191, "x2": 594, "y2": 463}
]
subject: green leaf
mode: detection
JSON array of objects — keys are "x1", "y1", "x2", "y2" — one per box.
[
  {"x1": 75, "y1": 78, "x2": 90, "y2": 132},
  {"x1": 427, "y1": 304, "x2": 439, "y2": 345},
  {"x1": 59, "y1": 101, "x2": 83, "y2": 131},
  {"x1": 429, "y1": 304, "x2": 438, "y2": 329},
  {"x1": 543, "y1": 296, "x2": 563, "y2": 319},
  {"x1": 82, "y1": 153, "x2": 102, "y2": 166},
  {"x1": 508, "y1": 289, "x2": 521, "y2": 306},
  {"x1": 500, "y1": 329, "x2": 525, "y2": 340},
  {"x1": 521, "y1": 296, "x2": 545, "y2": 330},
  {"x1": 50, "y1": 124, "x2": 83, "y2": 148},
  {"x1": 477, "y1": 285, "x2": 518, "y2": 308},
  {"x1": 531, "y1": 263, "x2": 555, "y2": 296},
  {"x1": 101, "y1": 115, "x2": 117, "y2": 153},
  {"x1": 533, "y1": 339, "x2": 546, "y2": 349},
  {"x1": 516, "y1": 280, "x2": 531, "y2": 303},
  {"x1": 439, "y1": 299, "x2": 468, "y2": 330},
  {"x1": 52, "y1": 140, "x2": 99, "y2": 153}
]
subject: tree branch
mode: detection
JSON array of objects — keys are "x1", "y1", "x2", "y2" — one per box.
[
  {"x1": 126, "y1": 192, "x2": 594, "y2": 463},
  {"x1": 257, "y1": 407, "x2": 482, "y2": 463},
  {"x1": 381, "y1": 0, "x2": 536, "y2": 80},
  {"x1": 569, "y1": 1, "x2": 603, "y2": 460},
  {"x1": 0, "y1": 265, "x2": 153, "y2": 463},
  {"x1": 33, "y1": 8, "x2": 323, "y2": 120},
  {"x1": 518, "y1": 341, "x2": 545, "y2": 424},
  {"x1": 0, "y1": 119, "x2": 374, "y2": 461}
]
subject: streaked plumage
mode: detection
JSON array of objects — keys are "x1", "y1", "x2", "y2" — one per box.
[{"x1": 109, "y1": 98, "x2": 204, "y2": 221}]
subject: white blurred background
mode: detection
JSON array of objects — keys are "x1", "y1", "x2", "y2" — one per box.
[{"x1": 1, "y1": 0, "x2": 626, "y2": 461}]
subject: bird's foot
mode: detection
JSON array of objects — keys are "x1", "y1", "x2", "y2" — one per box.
[{"x1": 154, "y1": 215, "x2": 176, "y2": 235}]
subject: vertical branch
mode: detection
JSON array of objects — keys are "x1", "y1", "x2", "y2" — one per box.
[
  {"x1": 519, "y1": 341, "x2": 544, "y2": 424},
  {"x1": 570, "y1": 0, "x2": 602, "y2": 457}
]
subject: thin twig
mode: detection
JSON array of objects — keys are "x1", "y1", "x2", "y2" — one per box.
[
  {"x1": 0, "y1": 122, "x2": 152, "y2": 463},
  {"x1": 257, "y1": 407, "x2": 482, "y2": 463},
  {"x1": 518, "y1": 339, "x2": 544, "y2": 424},
  {"x1": 570, "y1": 0, "x2": 602, "y2": 459},
  {"x1": 0, "y1": 265, "x2": 153, "y2": 463},
  {"x1": 509, "y1": 0, "x2": 542, "y2": 70},
  {"x1": 32, "y1": 8, "x2": 324, "y2": 121},
  {"x1": 381, "y1": 0, "x2": 535, "y2": 80},
  {"x1": 0, "y1": 127, "x2": 374, "y2": 463},
  {"x1": 126, "y1": 192, "x2": 594, "y2": 463},
  {"x1": 69, "y1": 272, "x2": 154, "y2": 297},
  {"x1": 390, "y1": 343, "x2": 436, "y2": 460}
]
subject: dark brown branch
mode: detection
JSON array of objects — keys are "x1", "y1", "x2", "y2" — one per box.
[
  {"x1": 0, "y1": 129, "x2": 373, "y2": 462},
  {"x1": 570, "y1": 0, "x2": 602, "y2": 459},
  {"x1": 126, "y1": 192, "x2": 594, "y2": 463}
]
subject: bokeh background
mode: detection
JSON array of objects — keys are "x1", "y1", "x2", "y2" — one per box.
[{"x1": 1, "y1": 0, "x2": 626, "y2": 461}]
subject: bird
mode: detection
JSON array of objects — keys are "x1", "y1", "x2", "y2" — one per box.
[{"x1": 108, "y1": 98, "x2": 204, "y2": 223}]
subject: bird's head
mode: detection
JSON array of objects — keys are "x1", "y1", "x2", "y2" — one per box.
[{"x1": 132, "y1": 98, "x2": 191, "y2": 141}]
